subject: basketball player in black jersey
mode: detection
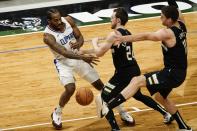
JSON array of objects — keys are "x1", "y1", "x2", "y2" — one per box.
[
  {"x1": 81, "y1": 7, "x2": 173, "y2": 130},
  {"x1": 96, "y1": 1, "x2": 192, "y2": 131}
]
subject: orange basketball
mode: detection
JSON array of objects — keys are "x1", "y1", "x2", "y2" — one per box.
[{"x1": 75, "y1": 87, "x2": 94, "y2": 106}]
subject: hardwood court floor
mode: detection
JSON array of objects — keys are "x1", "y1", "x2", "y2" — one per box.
[{"x1": 0, "y1": 12, "x2": 196, "y2": 131}]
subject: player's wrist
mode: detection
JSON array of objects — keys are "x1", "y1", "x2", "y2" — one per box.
[{"x1": 124, "y1": 36, "x2": 130, "y2": 42}]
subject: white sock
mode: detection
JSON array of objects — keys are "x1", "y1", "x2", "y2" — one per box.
[{"x1": 55, "y1": 105, "x2": 62, "y2": 114}]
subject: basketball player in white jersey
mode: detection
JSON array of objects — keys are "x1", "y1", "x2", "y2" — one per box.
[{"x1": 43, "y1": 8, "x2": 134, "y2": 130}]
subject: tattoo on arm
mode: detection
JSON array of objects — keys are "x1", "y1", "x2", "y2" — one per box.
[{"x1": 43, "y1": 33, "x2": 82, "y2": 59}]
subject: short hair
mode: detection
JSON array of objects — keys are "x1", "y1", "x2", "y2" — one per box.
[
  {"x1": 46, "y1": 8, "x2": 60, "y2": 20},
  {"x1": 161, "y1": 6, "x2": 179, "y2": 22},
  {"x1": 113, "y1": 7, "x2": 128, "y2": 26}
]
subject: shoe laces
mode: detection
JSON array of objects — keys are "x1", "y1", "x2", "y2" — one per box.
[
  {"x1": 120, "y1": 112, "x2": 133, "y2": 121},
  {"x1": 164, "y1": 112, "x2": 171, "y2": 122}
]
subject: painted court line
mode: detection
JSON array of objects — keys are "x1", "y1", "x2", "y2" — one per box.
[
  {"x1": 1, "y1": 101, "x2": 196, "y2": 131},
  {"x1": 0, "y1": 37, "x2": 105, "y2": 54},
  {"x1": 0, "y1": 45, "x2": 47, "y2": 54}
]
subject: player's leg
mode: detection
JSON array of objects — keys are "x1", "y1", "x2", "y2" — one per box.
[
  {"x1": 51, "y1": 83, "x2": 76, "y2": 129},
  {"x1": 97, "y1": 74, "x2": 138, "y2": 130},
  {"x1": 155, "y1": 93, "x2": 176, "y2": 114},
  {"x1": 101, "y1": 83, "x2": 121, "y2": 130},
  {"x1": 51, "y1": 59, "x2": 76, "y2": 130},
  {"x1": 102, "y1": 75, "x2": 146, "y2": 111},
  {"x1": 77, "y1": 60, "x2": 134, "y2": 125},
  {"x1": 75, "y1": 61, "x2": 120, "y2": 129},
  {"x1": 95, "y1": 75, "x2": 145, "y2": 118},
  {"x1": 133, "y1": 89, "x2": 173, "y2": 124},
  {"x1": 59, "y1": 83, "x2": 76, "y2": 107},
  {"x1": 155, "y1": 93, "x2": 192, "y2": 130},
  {"x1": 146, "y1": 69, "x2": 192, "y2": 130},
  {"x1": 91, "y1": 79, "x2": 134, "y2": 125}
]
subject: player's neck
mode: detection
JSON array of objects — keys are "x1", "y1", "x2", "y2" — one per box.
[
  {"x1": 170, "y1": 21, "x2": 180, "y2": 29},
  {"x1": 115, "y1": 25, "x2": 125, "y2": 30}
]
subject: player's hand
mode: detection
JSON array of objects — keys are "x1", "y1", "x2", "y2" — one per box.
[
  {"x1": 78, "y1": 50, "x2": 85, "y2": 55},
  {"x1": 81, "y1": 54, "x2": 100, "y2": 67},
  {"x1": 69, "y1": 39, "x2": 82, "y2": 49}
]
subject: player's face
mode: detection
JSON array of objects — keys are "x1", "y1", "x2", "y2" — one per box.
[
  {"x1": 111, "y1": 12, "x2": 117, "y2": 29},
  {"x1": 161, "y1": 13, "x2": 167, "y2": 26},
  {"x1": 160, "y1": 13, "x2": 171, "y2": 27},
  {"x1": 48, "y1": 12, "x2": 64, "y2": 30}
]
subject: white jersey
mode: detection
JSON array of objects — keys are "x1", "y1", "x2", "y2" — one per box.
[
  {"x1": 44, "y1": 17, "x2": 77, "y2": 60},
  {"x1": 44, "y1": 17, "x2": 99, "y2": 85}
]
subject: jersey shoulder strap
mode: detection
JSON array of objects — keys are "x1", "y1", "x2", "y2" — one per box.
[{"x1": 116, "y1": 28, "x2": 131, "y2": 36}]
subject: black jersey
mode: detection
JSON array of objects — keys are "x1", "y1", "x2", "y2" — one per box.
[
  {"x1": 111, "y1": 28, "x2": 138, "y2": 70},
  {"x1": 162, "y1": 21, "x2": 187, "y2": 70}
]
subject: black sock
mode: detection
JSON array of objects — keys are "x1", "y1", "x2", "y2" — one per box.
[
  {"x1": 155, "y1": 104, "x2": 168, "y2": 115},
  {"x1": 108, "y1": 93, "x2": 126, "y2": 109},
  {"x1": 134, "y1": 92, "x2": 167, "y2": 116},
  {"x1": 140, "y1": 96, "x2": 167, "y2": 115},
  {"x1": 172, "y1": 111, "x2": 190, "y2": 129},
  {"x1": 105, "y1": 109, "x2": 120, "y2": 130}
]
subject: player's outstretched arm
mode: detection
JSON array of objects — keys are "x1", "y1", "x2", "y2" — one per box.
[
  {"x1": 92, "y1": 32, "x2": 115, "y2": 57},
  {"x1": 115, "y1": 29, "x2": 171, "y2": 43}
]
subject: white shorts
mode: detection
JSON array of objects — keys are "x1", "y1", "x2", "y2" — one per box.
[{"x1": 54, "y1": 58, "x2": 100, "y2": 86}]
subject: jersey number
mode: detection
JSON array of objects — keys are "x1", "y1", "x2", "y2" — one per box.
[
  {"x1": 126, "y1": 46, "x2": 133, "y2": 60},
  {"x1": 182, "y1": 39, "x2": 187, "y2": 54}
]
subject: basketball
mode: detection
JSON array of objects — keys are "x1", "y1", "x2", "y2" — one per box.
[{"x1": 75, "y1": 87, "x2": 94, "y2": 106}]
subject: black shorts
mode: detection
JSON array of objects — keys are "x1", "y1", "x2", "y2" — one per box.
[
  {"x1": 144, "y1": 68, "x2": 186, "y2": 99},
  {"x1": 102, "y1": 65, "x2": 140, "y2": 102}
]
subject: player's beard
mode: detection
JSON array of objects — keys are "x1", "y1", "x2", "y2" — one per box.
[
  {"x1": 111, "y1": 23, "x2": 117, "y2": 29},
  {"x1": 53, "y1": 22, "x2": 64, "y2": 31}
]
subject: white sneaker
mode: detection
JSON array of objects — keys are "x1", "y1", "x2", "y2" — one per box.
[
  {"x1": 120, "y1": 111, "x2": 135, "y2": 126},
  {"x1": 163, "y1": 112, "x2": 174, "y2": 124},
  {"x1": 95, "y1": 94, "x2": 109, "y2": 118},
  {"x1": 51, "y1": 108, "x2": 62, "y2": 130}
]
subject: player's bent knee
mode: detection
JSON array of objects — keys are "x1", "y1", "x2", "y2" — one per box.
[
  {"x1": 64, "y1": 84, "x2": 76, "y2": 96},
  {"x1": 130, "y1": 75, "x2": 146, "y2": 87}
]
